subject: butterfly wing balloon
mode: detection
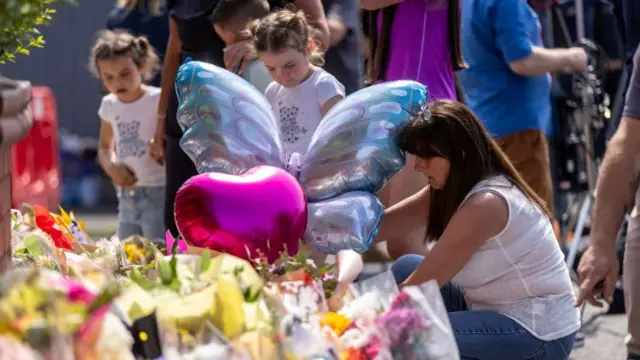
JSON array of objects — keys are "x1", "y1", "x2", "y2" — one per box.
[
  {"x1": 175, "y1": 60, "x2": 429, "y2": 259},
  {"x1": 174, "y1": 60, "x2": 305, "y2": 262},
  {"x1": 299, "y1": 81, "x2": 429, "y2": 202},
  {"x1": 175, "y1": 59, "x2": 286, "y2": 175},
  {"x1": 299, "y1": 81, "x2": 429, "y2": 253}
]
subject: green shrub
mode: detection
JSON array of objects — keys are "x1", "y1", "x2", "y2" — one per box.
[{"x1": 0, "y1": 0, "x2": 74, "y2": 64}]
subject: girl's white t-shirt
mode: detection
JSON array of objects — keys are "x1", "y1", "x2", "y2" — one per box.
[
  {"x1": 98, "y1": 87, "x2": 166, "y2": 187},
  {"x1": 265, "y1": 68, "x2": 345, "y2": 160}
]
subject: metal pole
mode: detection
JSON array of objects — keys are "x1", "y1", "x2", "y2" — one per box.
[
  {"x1": 574, "y1": 0, "x2": 598, "y2": 192},
  {"x1": 575, "y1": 0, "x2": 585, "y2": 40}
]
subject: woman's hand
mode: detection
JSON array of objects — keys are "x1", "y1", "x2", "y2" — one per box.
[
  {"x1": 149, "y1": 130, "x2": 166, "y2": 165},
  {"x1": 327, "y1": 250, "x2": 363, "y2": 310},
  {"x1": 223, "y1": 40, "x2": 258, "y2": 75}
]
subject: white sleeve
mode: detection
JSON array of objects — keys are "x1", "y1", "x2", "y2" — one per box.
[
  {"x1": 264, "y1": 81, "x2": 278, "y2": 104},
  {"x1": 98, "y1": 96, "x2": 111, "y2": 122},
  {"x1": 316, "y1": 75, "x2": 346, "y2": 107}
]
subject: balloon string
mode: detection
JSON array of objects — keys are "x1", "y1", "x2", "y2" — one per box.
[
  {"x1": 409, "y1": 6, "x2": 429, "y2": 110},
  {"x1": 415, "y1": 6, "x2": 428, "y2": 82}
]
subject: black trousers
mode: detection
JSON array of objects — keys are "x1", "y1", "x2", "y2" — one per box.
[{"x1": 164, "y1": 135, "x2": 198, "y2": 237}]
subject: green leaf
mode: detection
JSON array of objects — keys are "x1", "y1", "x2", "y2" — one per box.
[
  {"x1": 130, "y1": 267, "x2": 157, "y2": 291},
  {"x1": 23, "y1": 235, "x2": 46, "y2": 256},
  {"x1": 157, "y1": 258, "x2": 172, "y2": 285},
  {"x1": 87, "y1": 282, "x2": 120, "y2": 315},
  {"x1": 198, "y1": 249, "x2": 212, "y2": 274}
]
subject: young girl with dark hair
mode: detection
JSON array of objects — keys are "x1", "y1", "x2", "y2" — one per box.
[{"x1": 90, "y1": 30, "x2": 166, "y2": 244}]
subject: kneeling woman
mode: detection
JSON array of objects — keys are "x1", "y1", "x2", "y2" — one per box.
[{"x1": 375, "y1": 100, "x2": 579, "y2": 359}]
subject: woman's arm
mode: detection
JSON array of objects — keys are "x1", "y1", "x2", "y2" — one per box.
[
  {"x1": 360, "y1": 0, "x2": 402, "y2": 11},
  {"x1": 402, "y1": 192, "x2": 508, "y2": 287},
  {"x1": 292, "y1": 0, "x2": 330, "y2": 51},
  {"x1": 375, "y1": 185, "x2": 430, "y2": 258},
  {"x1": 157, "y1": 17, "x2": 182, "y2": 128}
]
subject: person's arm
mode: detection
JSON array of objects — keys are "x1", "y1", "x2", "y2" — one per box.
[
  {"x1": 492, "y1": 0, "x2": 586, "y2": 77},
  {"x1": 317, "y1": 77, "x2": 345, "y2": 116},
  {"x1": 326, "y1": 0, "x2": 359, "y2": 47},
  {"x1": 157, "y1": 17, "x2": 182, "y2": 132},
  {"x1": 360, "y1": 0, "x2": 401, "y2": 11},
  {"x1": 97, "y1": 120, "x2": 117, "y2": 175},
  {"x1": 591, "y1": 49, "x2": 640, "y2": 253},
  {"x1": 292, "y1": 0, "x2": 330, "y2": 51},
  {"x1": 374, "y1": 185, "x2": 431, "y2": 258},
  {"x1": 402, "y1": 192, "x2": 508, "y2": 287},
  {"x1": 576, "y1": 48, "x2": 640, "y2": 307}
]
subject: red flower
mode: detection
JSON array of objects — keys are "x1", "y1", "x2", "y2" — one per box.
[
  {"x1": 33, "y1": 204, "x2": 73, "y2": 250},
  {"x1": 303, "y1": 273, "x2": 314, "y2": 285}
]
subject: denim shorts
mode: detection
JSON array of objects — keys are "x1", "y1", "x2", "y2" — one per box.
[{"x1": 116, "y1": 186, "x2": 166, "y2": 244}]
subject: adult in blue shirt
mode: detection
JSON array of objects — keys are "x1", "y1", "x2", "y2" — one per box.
[
  {"x1": 458, "y1": 0, "x2": 587, "y2": 224},
  {"x1": 106, "y1": 0, "x2": 169, "y2": 87}
]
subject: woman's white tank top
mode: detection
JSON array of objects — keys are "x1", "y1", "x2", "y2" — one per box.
[{"x1": 451, "y1": 175, "x2": 580, "y2": 341}]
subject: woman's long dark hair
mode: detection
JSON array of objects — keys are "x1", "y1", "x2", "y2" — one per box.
[
  {"x1": 365, "y1": 0, "x2": 466, "y2": 87},
  {"x1": 398, "y1": 100, "x2": 552, "y2": 241}
]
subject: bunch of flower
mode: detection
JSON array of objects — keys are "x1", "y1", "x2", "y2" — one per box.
[
  {"x1": 253, "y1": 244, "x2": 337, "y2": 299},
  {"x1": 0, "y1": 269, "x2": 123, "y2": 357}
]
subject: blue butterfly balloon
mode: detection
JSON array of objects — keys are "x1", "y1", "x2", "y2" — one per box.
[{"x1": 175, "y1": 59, "x2": 428, "y2": 254}]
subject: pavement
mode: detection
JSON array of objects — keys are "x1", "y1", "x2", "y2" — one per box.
[{"x1": 79, "y1": 213, "x2": 629, "y2": 360}]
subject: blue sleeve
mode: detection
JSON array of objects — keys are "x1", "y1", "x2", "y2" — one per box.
[{"x1": 492, "y1": 0, "x2": 537, "y2": 63}]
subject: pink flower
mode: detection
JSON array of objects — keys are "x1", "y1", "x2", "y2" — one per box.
[{"x1": 67, "y1": 282, "x2": 96, "y2": 305}]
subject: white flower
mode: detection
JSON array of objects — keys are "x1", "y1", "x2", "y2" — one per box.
[{"x1": 96, "y1": 312, "x2": 135, "y2": 360}]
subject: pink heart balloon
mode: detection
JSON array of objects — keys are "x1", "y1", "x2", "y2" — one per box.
[{"x1": 174, "y1": 166, "x2": 307, "y2": 263}]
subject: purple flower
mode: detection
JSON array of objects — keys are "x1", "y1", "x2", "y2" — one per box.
[{"x1": 376, "y1": 308, "x2": 428, "y2": 346}]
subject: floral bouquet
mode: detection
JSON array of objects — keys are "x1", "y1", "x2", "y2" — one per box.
[
  {"x1": 116, "y1": 242, "x2": 273, "y2": 359},
  {"x1": 10, "y1": 209, "x2": 67, "y2": 273},
  {"x1": 0, "y1": 268, "x2": 128, "y2": 359}
]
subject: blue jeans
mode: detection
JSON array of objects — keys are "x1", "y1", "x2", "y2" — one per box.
[
  {"x1": 392, "y1": 254, "x2": 576, "y2": 360},
  {"x1": 117, "y1": 187, "x2": 166, "y2": 244}
]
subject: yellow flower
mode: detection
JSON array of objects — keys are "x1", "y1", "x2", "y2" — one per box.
[
  {"x1": 123, "y1": 244, "x2": 145, "y2": 264},
  {"x1": 320, "y1": 312, "x2": 352, "y2": 336}
]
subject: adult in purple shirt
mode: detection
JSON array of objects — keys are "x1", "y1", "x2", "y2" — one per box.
[
  {"x1": 577, "y1": 47, "x2": 640, "y2": 360},
  {"x1": 361, "y1": 0, "x2": 465, "y2": 248},
  {"x1": 361, "y1": 0, "x2": 464, "y2": 101}
]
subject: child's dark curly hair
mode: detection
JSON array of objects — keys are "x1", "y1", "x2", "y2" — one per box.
[{"x1": 88, "y1": 30, "x2": 160, "y2": 81}]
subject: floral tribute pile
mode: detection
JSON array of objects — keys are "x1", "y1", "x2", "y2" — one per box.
[{"x1": 1, "y1": 205, "x2": 460, "y2": 359}]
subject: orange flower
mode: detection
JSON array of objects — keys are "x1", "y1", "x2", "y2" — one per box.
[
  {"x1": 340, "y1": 347, "x2": 367, "y2": 360},
  {"x1": 320, "y1": 312, "x2": 353, "y2": 336}
]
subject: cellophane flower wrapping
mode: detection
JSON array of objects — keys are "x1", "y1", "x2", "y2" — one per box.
[
  {"x1": 375, "y1": 281, "x2": 460, "y2": 360},
  {"x1": 0, "y1": 335, "x2": 42, "y2": 360},
  {"x1": 10, "y1": 209, "x2": 66, "y2": 272}
]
